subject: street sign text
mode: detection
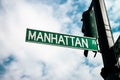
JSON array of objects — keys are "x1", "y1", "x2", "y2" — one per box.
[{"x1": 26, "y1": 28, "x2": 98, "y2": 51}]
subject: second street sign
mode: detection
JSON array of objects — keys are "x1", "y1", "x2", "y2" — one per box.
[{"x1": 26, "y1": 28, "x2": 98, "y2": 51}]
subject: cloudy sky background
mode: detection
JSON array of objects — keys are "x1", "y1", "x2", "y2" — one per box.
[{"x1": 0, "y1": 0, "x2": 120, "y2": 80}]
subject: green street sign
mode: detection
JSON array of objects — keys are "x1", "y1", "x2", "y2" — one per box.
[{"x1": 25, "y1": 28, "x2": 98, "y2": 51}]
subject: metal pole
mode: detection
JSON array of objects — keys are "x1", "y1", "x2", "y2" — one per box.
[{"x1": 92, "y1": 0, "x2": 120, "y2": 80}]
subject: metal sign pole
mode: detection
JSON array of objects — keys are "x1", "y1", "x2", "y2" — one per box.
[{"x1": 93, "y1": 0, "x2": 120, "y2": 79}]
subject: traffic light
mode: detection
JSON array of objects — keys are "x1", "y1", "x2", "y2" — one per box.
[
  {"x1": 81, "y1": 9, "x2": 98, "y2": 38},
  {"x1": 81, "y1": 9, "x2": 98, "y2": 57}
]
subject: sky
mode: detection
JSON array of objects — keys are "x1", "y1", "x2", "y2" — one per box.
[{"x1": 0, "y1": 0, "x2": 120, "y2": 80}]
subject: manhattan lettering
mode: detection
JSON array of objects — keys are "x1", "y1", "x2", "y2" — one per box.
[{"x1": 26, "y1": 28, "x2": 98, "y2": 51}]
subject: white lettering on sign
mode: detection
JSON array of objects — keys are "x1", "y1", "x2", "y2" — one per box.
[
  {"x1": 58, "y1": 35, "x2": 65, "y2": 45},
  {"x1": 26, "y1": 29, "x2": 98, "y2": 51},
  {"x1": 44, "y1": 33, "x2": 50, "y2": 43},
  {"x1": 64, "y1": 36, "x2": 69, "y2": 45},
  {"x1": 70, "y1": 36, "x2": 75, "y2": 46},
  {"x1": 81, "y1": 38, "x2": 88, "y2": 48},
  {"x1": 27, "y1": 30, "x2": 89, "y2": 48},
  {"x1": 36, "y1": 32, "x2": 43, "y2": 41},
  {"x1": 51, "y1": 34, "x2": 58, "y2": 44},
  {"x1": 28, "y1": 31, "x2": 36, "y2": 40},
  {"x1": 75, "y1": 38, "x2": 82, "y2": 47}
]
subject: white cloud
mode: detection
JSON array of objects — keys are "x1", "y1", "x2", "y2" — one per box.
[
  {"x1": 0, "y1": 0, "x2": 63, "y2": 80},
  {"x1": 105, "y1": 0, "x2": 120, "y2": 30}
]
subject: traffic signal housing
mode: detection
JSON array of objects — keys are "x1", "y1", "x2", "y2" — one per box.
[
  {"x1": 81, "y1": 9, "x2": 98, "y2": 57},
  {"x1": 81, "y1": 9, "x2": 98, "y2": 38}
]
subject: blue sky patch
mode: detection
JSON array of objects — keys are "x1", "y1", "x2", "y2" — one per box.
[
  {"x1": 0, "y1": 55, "x2": 15, "y2": 77},
  {"x1": 57, "y1": 0, "x2": 67, "y2": 4},
  {"x1": 27, "y1": 0, "x2": 67, "y2": 5},
  {"x1": 112, "y1": 26, "x2": 120, "y2": 32},
  {"x1": 3, "y1": 55, "x2": 15, "y2": 66},
  {"x1": 0, "y1": 64, "x2": 5, "y2": 76}
]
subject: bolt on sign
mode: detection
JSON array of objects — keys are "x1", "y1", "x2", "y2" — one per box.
[{"x1": 26, "y1": 28, "x2": 98, "y2": 51}]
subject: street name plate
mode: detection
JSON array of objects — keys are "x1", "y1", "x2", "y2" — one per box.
[{"x1": 26, "y1": 28, "x2": 98, "y2": 51}]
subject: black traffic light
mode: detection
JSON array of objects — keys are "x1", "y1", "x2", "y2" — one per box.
[
  {"x1": 81, "y1": 9, "x2": 98, "y2": 38},
  {"x1": 81, "y1": 9, "x2": 98, "y2": 57}
]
